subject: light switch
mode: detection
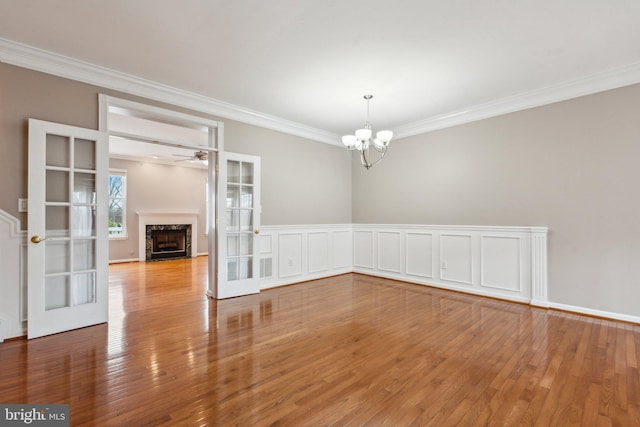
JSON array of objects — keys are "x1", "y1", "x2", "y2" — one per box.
[{"x1": 18, "y1": 198, "x2": 28, "y2": 213}]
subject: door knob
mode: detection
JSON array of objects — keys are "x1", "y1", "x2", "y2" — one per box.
[
  {"x1": 31, "y1": 235, "x2": 46, "y2": 244},
  {"x1": 254, "y1": 229, "x2": 260, "y2": 235}
]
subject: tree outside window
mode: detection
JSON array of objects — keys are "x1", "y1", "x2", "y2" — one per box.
[{"x1": 109, "y1": 170, "x2": 127, "y2": 238}]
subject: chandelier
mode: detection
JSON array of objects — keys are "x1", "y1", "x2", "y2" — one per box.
[{"x1": 342, "y1": 94, "x2": 393, "y2": 170}]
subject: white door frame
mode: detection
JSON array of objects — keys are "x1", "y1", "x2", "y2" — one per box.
[{"x1": 98, "y1": 95, "x2": 223, "y2": 298}]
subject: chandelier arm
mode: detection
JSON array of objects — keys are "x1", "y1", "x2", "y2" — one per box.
[
  {"x1": 368, "y1": 147, "x2": 387, "y2": 168},
  {"x1": 360, "y1": 149, "x2": 372, "y2": 170},
  {"x1": 360, "y1": 146, "x2": 387, "y2": 170}
]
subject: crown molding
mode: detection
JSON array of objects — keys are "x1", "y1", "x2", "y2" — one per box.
[
  {"x1": 394, "y1": 61, "x2": 640, "y2": 140},
  {"x1": 0, "y1": 38, "x2": 342, "y2": 146},
  {"x1": 2, "y1": 38, "x2": 640, "y2": 145}
]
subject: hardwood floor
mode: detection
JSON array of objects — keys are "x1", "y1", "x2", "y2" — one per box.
[{"x1": 1, "y1": 257, "x2": 639, "y2": 426}]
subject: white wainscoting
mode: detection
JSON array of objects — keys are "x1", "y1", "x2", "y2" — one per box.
[
  {"x1": 352, "y1": 224, "x2": 549, "y2": 305},
  {"x1": 0, "y1": 210, "x2": 28, "y2": 341},
  {"x1": 259, "y1": 225, "x2": 353, "y2": 289},
  {"x1": 4, "y1": 217, "x2": 639, "y2": 339}
]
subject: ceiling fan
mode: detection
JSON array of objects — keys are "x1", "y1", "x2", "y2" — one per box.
[{"x1": 173, "y1": 150, "x2": 208, "y2": 162}]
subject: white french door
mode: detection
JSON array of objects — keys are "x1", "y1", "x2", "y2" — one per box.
[
  {"x1": 217, "y1": 152, "x2": 261, "y2": 298},
  {"x1": 27, "y1": 119, "x2": 109, "y2": 339}
]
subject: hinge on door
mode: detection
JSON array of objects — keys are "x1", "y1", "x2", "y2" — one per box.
[{"x1": 215, "y1": 163, "x2": 219, "y2": 172}]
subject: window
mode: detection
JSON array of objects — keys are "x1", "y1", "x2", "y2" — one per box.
[{"x1": 109, "y1": 169, "x2": 127, "y2": 238}]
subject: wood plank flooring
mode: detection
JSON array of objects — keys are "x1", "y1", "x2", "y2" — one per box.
[{"x1": 1, "y1": 257, "x2": 639, "y2": 426}]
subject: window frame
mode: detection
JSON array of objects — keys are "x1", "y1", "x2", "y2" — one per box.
[{"x1": 108, "y1": 168, "x2": 128, "y2": 240}]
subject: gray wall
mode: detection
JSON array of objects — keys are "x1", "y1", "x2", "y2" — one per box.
[
  {"x1": 226, "y1": 120, "x2": 352, "y2": 225},
  {"x1": 0, "y1": 62, "x2": 352, "y2": 228},
  {"x1": 4, "y1": 60, "x2": 639, "y2": 319},
  {"x1": 353, "y1": 83, "x2": 640, "y2": 317},
  {"x1": 108, "y1": 159, "x2": 209, "y2": 261}
]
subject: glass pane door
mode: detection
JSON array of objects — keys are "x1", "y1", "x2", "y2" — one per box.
[
  {"x1": 226, "y1": 159, "x2": 254, "y2": 281},
  {"x1": 28, "y1": 118, "x2": 108, "y2": 339},
  {"x1": 44, "y1": 134, "x2": 98, "y2": 310}
]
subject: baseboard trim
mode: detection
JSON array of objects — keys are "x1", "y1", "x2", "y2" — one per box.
[
  {"x1": 109, "y1": 258, "x2": 139, "y2": 264},
  {"x1": 547, "y1": 302, "x2": 640, "y2": 325}
]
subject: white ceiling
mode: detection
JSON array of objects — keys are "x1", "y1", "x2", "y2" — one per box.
[{"x1": 1, "y1": 1, "x2": 640, "y2": 142}]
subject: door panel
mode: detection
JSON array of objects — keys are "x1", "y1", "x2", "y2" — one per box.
[
  {"x1": 28, "y1": 119, "x2": 109, "y2": 339},
  {"x1": 218, "y1": 153, "x2": 261, "y2": 298}
]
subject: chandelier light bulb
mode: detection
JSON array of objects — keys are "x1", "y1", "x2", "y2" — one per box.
[
  {"x1": 376, "y1": 130, "x2": 393, "y2": 144},
  {"x1": 355, "y1": 128, "x2": 372, "y2": 141},
  {"x1": 342, "y1": 134, "x2": 357, "y2": 148}
]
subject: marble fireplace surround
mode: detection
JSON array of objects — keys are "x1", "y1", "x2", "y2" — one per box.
[{"x1": 137, "y1": 211, "x2": 198, "y2": 262}]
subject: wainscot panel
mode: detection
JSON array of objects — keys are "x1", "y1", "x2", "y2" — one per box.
[
  {"x1": 0, "y1": 210, "x2": 28, "y2": 341},
  {"x1": 352, "y1": 224, "x2": 548, "y2": 305},
  {"x1": 259, "y1": 225, "x2": 353, "y2": 289}
]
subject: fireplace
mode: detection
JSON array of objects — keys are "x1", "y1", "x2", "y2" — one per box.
[
  {"x1": 137, "y1": 212, "x2": 199, "y2": 262},
  {"x1": 145, "y1": 224, "x2": 192, "y2": 261}
]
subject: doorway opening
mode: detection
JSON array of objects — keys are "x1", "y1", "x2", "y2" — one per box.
[{"x1": 99, "y1": 95, "x2": 222, "y2": 301}]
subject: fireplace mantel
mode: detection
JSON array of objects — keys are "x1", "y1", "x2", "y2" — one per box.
[{"x1": 137, "y1": 211, "x2": 198, "y2": 261}]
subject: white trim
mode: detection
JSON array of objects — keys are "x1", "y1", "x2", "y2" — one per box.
[
  {"x1": 261, "y1": 224, "x2": 353, "y2": 231},
  {"x1": 355, "y1": 223, "x2": 549, "y2": 233},
  {"x1": 1, "y1": 38, "x2": 339, "y2": 146},
  {"x1": 0, "y1": 210, "x2": 27, "y2": 341},
  {"x1": 108, "y1": 258, "x2": 139, "y2": 264},
  {"x1": 530, "y1": 230, "x2": 549, "y2": 307},
  {"x1": 393, "y1": 61, "x2": 640, "y2": 140},
  {"x1": 548, "y1": 302, "x2": 640, "y2": 325},
  {"x1": 3, "y1": 38, "x2": 640, "y2": 145},
  {"x1": 100, "y1": 95, "x2": 222, "y2": 131}
]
